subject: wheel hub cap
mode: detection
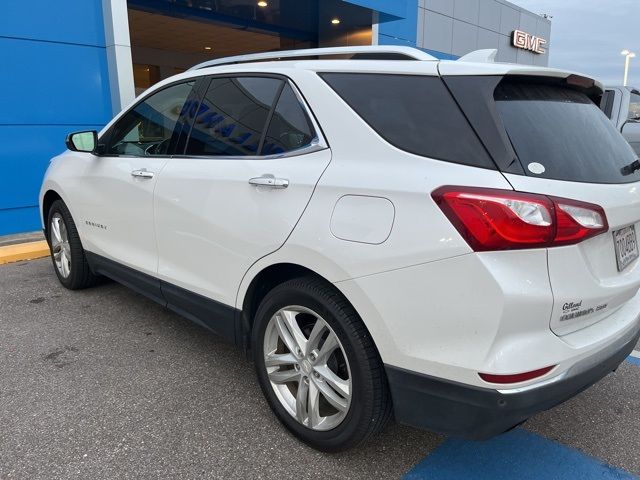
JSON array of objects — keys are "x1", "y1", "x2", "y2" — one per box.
[{"x1": 300, "y1": 358, "x2": 312, "y2": 375}]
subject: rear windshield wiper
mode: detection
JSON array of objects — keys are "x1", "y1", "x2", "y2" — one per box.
[{"x1": 621, "y1": 158, "x2": 640, "y2": 176}]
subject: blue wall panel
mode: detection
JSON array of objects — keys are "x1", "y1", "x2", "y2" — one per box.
[
  {"x1": 0, "y1": 125, "x2": 104, "y2": 210},
  {"x1": 342, "y1": 0, "x2": 418, "y2": 46},
  {"x1": 0, "y1": 124, "x2": 104, "y2": 236},
  {"x1": 377, "y1": 0, "x2": 418, "y2": 46},
  {"x1": 0, "y1": 38, "x2": 112, "y2": 126},
  {"x1": 0, "y1": 0, "x2": 111, "y2": 235},
  {"x1": 421, "y1": 48, "x2": 460, "y2": 60},
  {"x1": 341, "y1": 0, "x2": 407, "y2": 18},
  {"x1": 0, "y1": 207, "x2": 42, "y2": 236},
  {"x1": 0, "y1": 0, "x2": 106, "y2": 46},
  {"x1": 378, "y1": 32, "x2": 415, "y2": 47}
]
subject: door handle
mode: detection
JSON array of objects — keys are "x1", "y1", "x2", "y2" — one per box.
[
  {"x1": 249, "y1": 175, "x2": 289, "y2": 189},
  {"x1": 131, "y1": 169, "x2": 154, "y2": 179}
]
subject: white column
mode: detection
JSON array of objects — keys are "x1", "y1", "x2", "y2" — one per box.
[
  {"x1": 102, "y1": 0, "x2": 135, "y2": 114},
  {"x1": 371, "y1": 11, "x2": 379, "y2": 45}
]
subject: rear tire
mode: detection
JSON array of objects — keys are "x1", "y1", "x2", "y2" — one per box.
[
  {"x1": 46, "y1": 199, "x2": 100, "y2": 290},
  {"x1": 252, "y1": 276, "x2": 392, "y2": 451}
]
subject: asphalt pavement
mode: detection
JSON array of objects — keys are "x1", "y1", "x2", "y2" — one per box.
[{"x1": 1, "y1": 258, "x2": 639, "y2": 479}]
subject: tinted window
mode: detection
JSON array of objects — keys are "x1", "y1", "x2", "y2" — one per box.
[
  {"x1": 320, "y1": 73, "x2": 494, "y2": 168},
  {"x1": 104, "y1": 81, "x2": 195, "y2": 156},
  {"x1": 262, "y1": 84, "x2": 315, "y2": 155},
  {"x1": 495, "y1": 83, "x2": 639, "y2": 184},
  {"x1": 185, "y1": 77, "x2": 282, "y2": 156},
  {"x1": 601, "y1": 89, "x2": 615, "y2": 119},
  {"x1": 628, "y1": 93, "x2": 640, "y2": 121}
]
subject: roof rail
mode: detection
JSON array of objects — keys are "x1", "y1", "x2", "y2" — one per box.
[{"x1": 189, "y1": 46, "x2": 437, "y2": 70}]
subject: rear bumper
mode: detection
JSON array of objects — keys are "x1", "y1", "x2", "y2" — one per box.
[{"x1": 385, "y1": 326, "x2": 640, "y2": 440}]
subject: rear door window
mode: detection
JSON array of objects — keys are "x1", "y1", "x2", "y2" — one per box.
[
  {"x1": 495, "y1": 82, "x2": 639, "y2": 184},
  {"x1": 320, "y1": 73, "x2": 495, "y2": 169},
  {"x1": 185, "y1": 77, "x2": 283, "y2": 156},
  {"x1": 261, "y1": 84, "x2": 316, "y2": 155}
]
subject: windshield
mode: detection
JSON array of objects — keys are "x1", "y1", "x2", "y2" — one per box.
[{"x1": 495, "y1": 82, "x2": 639, "y2": 184}]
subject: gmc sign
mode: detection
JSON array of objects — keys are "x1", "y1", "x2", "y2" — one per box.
[{"x1": 511, "y1": 29, "x2": 547, "y2": 54}]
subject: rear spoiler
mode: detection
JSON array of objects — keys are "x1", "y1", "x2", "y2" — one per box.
[
  {"x1": 457, "y1": 49, "x2": 497, "y2": 63},
  {"x1": 439, "y1": 61, "x2": 604, "y2": 96},
  {"x1": 451, "y1": 49, "x2": 603, "y2": 96}
]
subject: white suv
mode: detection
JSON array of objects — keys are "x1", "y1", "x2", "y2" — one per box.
[{"x1": 40, "y1": 46, "x2": 640, "y2": 451}]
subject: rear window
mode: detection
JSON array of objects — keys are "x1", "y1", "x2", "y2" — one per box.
[
  {"x1": 495, "y1": 82, "x2": 639, "y2": 184},
  {"x1": 320, "y1": 73, "x2": 494, "y2": 169}
]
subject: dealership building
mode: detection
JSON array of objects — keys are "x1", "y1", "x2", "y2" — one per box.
[{"x1": 1, "y1": 0, "x2": 551, "y2": 235}]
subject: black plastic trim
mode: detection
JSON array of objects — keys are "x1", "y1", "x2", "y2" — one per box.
[
  {"x1": 85, "y1": 252, "x2": 240, "y2": 344},
  {"x1": 171, "y1": 76, "x2": 209, "y2": 156},
  {"x1": 385, "y1": 326, "x2": 640, "y2": 439},
  {"x1": 86, "y1": 251, "x2": 164, "y2": 305},
  {"x1": 161, "y1": 281, "x2": 237, "y2": 343},
  {"x1": 442, "y1": 75, "x2": 524, "y2": 175}
]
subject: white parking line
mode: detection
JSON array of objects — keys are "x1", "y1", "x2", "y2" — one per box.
[{"x1": 631, "y1": 350, "x2": 640, "y2": 359}]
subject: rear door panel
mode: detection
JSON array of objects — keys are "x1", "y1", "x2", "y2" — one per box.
[{"x1": 154, "y1": 149, "x2": 331, "y2": 307}]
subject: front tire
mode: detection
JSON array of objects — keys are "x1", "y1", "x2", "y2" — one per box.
[
  {"x1": 46, "y1": 199, "x2": 100, "y2": 290},
  {"x1": 252, "y1": 277, "x2": 392, "y2": 451}
]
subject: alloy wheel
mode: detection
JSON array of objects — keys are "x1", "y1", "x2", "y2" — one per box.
[
  {"x1": 263, "y1": 306, "x2": 352, "y2": 431},
  {"x1": 50, "y1": 213, "x2": 71, "y2": 278}
]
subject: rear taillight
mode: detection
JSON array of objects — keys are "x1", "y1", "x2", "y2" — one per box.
[
  {"x1": 553, "y1": 199, "x2": 608, "y2": 246},
  {"x1": 432, "y1": 186, "x2": 608, "y2": 251}
]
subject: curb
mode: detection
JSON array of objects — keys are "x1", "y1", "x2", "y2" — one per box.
[{"x1": 0, "y1": 241, "x2": 50, "y2": 265}]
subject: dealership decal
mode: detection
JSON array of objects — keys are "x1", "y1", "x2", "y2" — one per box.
[
  {"x1": 559, "y1": 300, "x2": 607, "y2": 321},
  {"x1": 511, "y1": 29, "x2": 547, "y2": 54}
]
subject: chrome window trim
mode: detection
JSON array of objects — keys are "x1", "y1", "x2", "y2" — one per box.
[
  {"x1": 285, "y1": 78, "x2": 328, "y2": 151},
  {"x1": 170, "y1": 142, "x2": 328, "y2": 161}
]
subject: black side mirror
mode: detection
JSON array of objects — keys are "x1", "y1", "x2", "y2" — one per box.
[{"x1": 66, "y1": 130, "x2": 98, "y2": 153}]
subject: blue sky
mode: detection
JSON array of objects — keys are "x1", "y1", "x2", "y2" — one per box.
[{"x1": 514, "y1": 0, "x2": 639, "y2": 86}]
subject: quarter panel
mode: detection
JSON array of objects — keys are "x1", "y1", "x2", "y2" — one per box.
[
  {"x1": 277, "y1": 66, "x2": 514, "y2": 281},
  {"x1": 335, "y1": 251, "x2": 556, "y2": 387}
]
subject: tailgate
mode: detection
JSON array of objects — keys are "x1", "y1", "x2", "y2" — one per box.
[
  {"x1": 506, "y1": 174, "x2": 640, "y2": 335},
  {"x1": 442, "y1": 70, "x2": 640, "y2": 336},
  {"x1": 491, "y1": 80, "x2": 640, "y2": 335}
]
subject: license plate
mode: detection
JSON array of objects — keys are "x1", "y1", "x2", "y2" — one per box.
[{"x1": 613, "y1": 225, "x2": 639, "y2": 272}]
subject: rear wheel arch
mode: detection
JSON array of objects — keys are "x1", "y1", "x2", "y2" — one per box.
[
  {"x1": 239, "y1": 263, "x2": 377, "y2": 357},
  {"x1": 240, "y1": 264, "x2": 323, "y2": 349}
]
